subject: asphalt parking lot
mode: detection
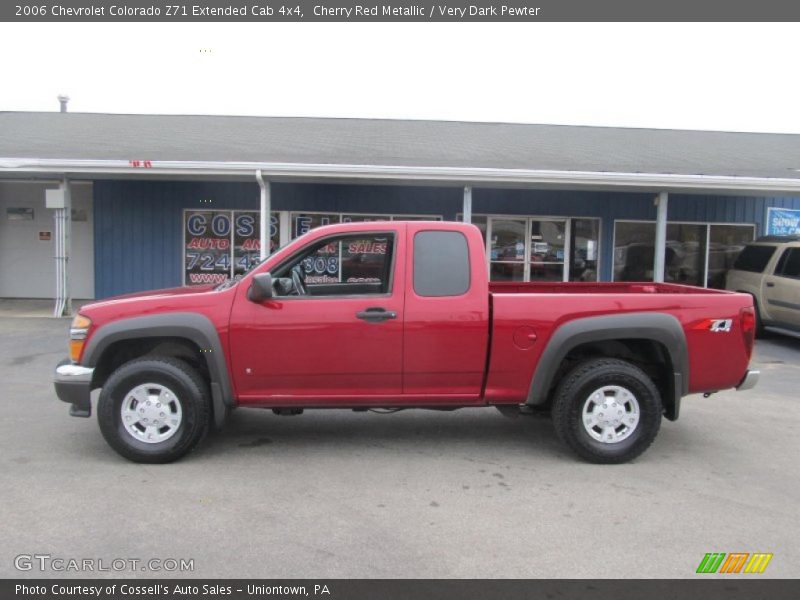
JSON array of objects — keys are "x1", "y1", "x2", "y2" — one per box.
[{"x1": 1, "y1": 315, "x2": 798, "y2": 579}]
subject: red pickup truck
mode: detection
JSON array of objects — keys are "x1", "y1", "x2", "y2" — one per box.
[{"x1": 54, "y1": 221, "x2": 759, "y2": 464}]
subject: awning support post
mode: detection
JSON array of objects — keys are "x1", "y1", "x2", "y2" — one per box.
[
  {"x1": 51, "y1": 179, "x2": 72, "y2": 317},
  {"x1": 462, "y1": 186, "x2": 472, "y2": 223},
  {"x1": 653, "y1": 191, "x2": 668, "y2": 283},
  {"x1": 256, "y1": 170, "x2": 271, "y2": 261}
]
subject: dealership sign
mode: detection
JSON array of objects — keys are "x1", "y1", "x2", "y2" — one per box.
[
  {"x1": 765, "y1": 207, "x2": 800, "y2": 236},
  {"x1": 184, "y1": 210, "x2": 278, "y2": 285}
]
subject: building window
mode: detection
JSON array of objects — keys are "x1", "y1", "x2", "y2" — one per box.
[
  {"x1": 461, "y1": 214, "x2": 600, "y2": 282},
  {"x1": 666, "y1": 223, "x2": 707, "y2": 286},
  {"x1": 489, "y1": 218, "x2": 526, "y2": 281},
  {"x1": 613, "y1": 221, "x2": 755, "y2": 288},
  {"x1": 529, "y1": 220, "x2": 567, "y2": 282},
  {"x1": 614, "y1": 221, "x2": 657, "y2": 282}
]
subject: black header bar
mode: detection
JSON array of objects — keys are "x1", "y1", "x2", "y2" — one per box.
[{"x1": 4, "y1": 0, "x2": 800, "y2": 22}]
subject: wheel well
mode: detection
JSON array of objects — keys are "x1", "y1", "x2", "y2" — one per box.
[
  {"x1": 549, "y1": 339, "x2": 676, "y2": 418},
  {"x1": 91, "y1": 337, "x2": 209, "y2": 390}
]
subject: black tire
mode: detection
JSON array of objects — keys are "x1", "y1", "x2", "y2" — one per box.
[
  {"x1": 98, "y1": 357, "x2": 211, "y2": 463},
  {"x1": 551, "y1": 358, "x2": 662, "y2": 464}
]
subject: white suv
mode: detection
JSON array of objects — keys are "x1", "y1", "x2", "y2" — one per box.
[{"x1": 726, "y1": 236, "x2": 800, "y2": 338}]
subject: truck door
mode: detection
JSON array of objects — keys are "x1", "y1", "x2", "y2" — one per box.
[
  {"x1": 402, "y1": 224, "x2": 490, "y2": 400},
  {"x1": 763, "y1": 246, "x2": 800, "y2": 330},
  {"x1": 229, "y1": 227, "x2": 405, "y2": 402}
]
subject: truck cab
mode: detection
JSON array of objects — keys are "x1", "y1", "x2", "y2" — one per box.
[{"x1": 230, "y1": 221, "x2": 489, "y2": 403}]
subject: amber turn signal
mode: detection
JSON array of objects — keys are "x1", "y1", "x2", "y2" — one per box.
[
  {"x1": 69, "y1": 339, "x2": 85, "y2": 363},
  {"x1": 69, "y1": 314, "x2": 92, "y2": 363}
]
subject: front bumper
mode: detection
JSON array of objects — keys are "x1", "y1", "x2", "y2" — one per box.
[
  {"x1": 54, "y1": 358, "x2": 94, "y2": 417},
  {"x1": 736, "y1": 369, "x2": 760, "y2": 391}
]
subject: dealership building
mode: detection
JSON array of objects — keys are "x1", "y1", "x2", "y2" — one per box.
[{"x1": 2, "y1": 110, "x2": 800, "y2": 314}]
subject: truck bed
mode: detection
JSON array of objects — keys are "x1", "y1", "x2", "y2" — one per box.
[
  {"x1": 484, "y1": 281, "x2": 753, "y2": 405},
  {"x1": 489, "y1": 281, "x2": 730, "y2": 295}
]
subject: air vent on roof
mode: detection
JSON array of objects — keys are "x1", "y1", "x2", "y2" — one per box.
[{"x1": 57, "y1": 95, "x2": 69, "y2": 113}]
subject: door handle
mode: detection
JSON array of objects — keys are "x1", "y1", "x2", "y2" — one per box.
[
  {"x1": 356, "y1": 307, "x2": 397, "y2": 322},
  {"x1": 766, "y1": 282, "x2": 775, "y2": 288}
]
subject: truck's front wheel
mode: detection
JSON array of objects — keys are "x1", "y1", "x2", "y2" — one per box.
[
  {"x1": 98, "y1": 358, "x2": 210, "y2": 463},
  {"x1": 551, "y1": 358, "x2": 662, "y2": 464}
]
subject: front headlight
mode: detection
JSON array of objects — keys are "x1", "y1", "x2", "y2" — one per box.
[{"x1": 69, "y1": 314, "x2": 92, "y2": 363}]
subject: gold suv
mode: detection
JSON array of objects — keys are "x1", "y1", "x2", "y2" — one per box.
[{"x1": 726, "y1": 236, "x2": 800, "y2": 338}]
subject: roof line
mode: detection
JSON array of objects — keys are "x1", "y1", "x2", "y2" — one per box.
[
  {"x1": 3, "y1": 157, "x2": 800, "y2": 193},
  {"x1": 2, "y1": 111, "x2": 799, "y2": 136}
]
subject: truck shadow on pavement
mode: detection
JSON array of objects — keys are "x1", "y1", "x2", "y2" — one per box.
[{"x1": 200, "y1": 406, "x2": 565, "y2": 460}]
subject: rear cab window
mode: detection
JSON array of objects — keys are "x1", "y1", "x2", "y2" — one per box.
[
  {"x1": 732, "y1": 245, "x2": 776, "y2": 273},
  {"x1": 413, "y1": 230, "x2": 470, "y2": 296}
]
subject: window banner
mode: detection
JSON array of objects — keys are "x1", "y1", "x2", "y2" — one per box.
[
  {"x1": 766, "y1": 208, "x2": 800, "y2": 236},
  {"x1": 233, "y1": 212, "x2": 279, "y2": 277},
  {"x1": 184, "y1": 211, "x2": 232, "y2": 285},
  {"x1": 185, "y1": 210, "x2": 280, "y2": 285}
]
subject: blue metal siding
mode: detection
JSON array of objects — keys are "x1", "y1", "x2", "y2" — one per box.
[
  {"x1": 272, "y1": 182, "x2": 463, "y2": 219},
  {"x1": 94, "y1": 181, "x2": 260, "y2": 298},
  {"x1": 94, "y1": 180, "x2": 800, "y2": 297},
  {"x1": 94, "y1": 181, "x2": 461, "y2": 298},
  {"x1": 669, "y1": 194, "x2": 800, "y2": 234}
]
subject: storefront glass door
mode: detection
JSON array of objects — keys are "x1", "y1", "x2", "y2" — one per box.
[
  {"x1": 529, "y1": 219, "x2": 567, "y2": 281},
  {"x1": 488, "y1": 218, "x2": 527, "y2": 281},
  {"x1": 487, "y1": 217, "x2": 569, "y2": 282}
]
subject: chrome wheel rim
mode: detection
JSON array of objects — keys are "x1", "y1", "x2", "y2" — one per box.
[
  {"x1": 120, "y1": 383, "x2": 182, "y2": 444},
  {"x1": 582, "y1": 385, "x2": 640, "y2": 444}
]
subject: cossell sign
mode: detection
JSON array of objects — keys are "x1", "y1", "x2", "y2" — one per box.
[
  {"x1": 184, "y1": 210, "x2": 279, "y2": 285},
  {"x1": 696, "y1": 552, "x2": 773, "y2": 574}
]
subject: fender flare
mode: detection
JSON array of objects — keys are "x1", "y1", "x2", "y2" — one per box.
[
  {"x1": 81, "y1": 312, "x2": 233, "y2": 427},
  {"x1": 526, "y1": 312, "x2": 689, "y2": 415}
]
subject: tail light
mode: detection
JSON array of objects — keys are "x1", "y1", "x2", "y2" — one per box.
[{"x1": 740, "y1": 306, "x2": 756, "y2": 359}]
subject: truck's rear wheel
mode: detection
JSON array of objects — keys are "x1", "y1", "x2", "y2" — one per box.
[
  {"x1": 98, "y1": 357, "x2": 210, "y2": 463},
  {"x1": 551, "y1": 358, "x2": 662, "y2": 464}
]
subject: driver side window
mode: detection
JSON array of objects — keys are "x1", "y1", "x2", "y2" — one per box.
[{"x1": 274, "y1": 233, "x2": 395, "y2": 297}]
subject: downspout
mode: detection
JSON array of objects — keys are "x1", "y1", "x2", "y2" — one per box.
[
  {"x1": 255, "y1": 170, "x2": 270, "y2": 261},
  {"x1": 51, "y1": 179, "x2": 72, "y2": 317}
]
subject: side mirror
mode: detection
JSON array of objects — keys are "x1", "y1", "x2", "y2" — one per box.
[{"x1": 247, "y1": 272, "x2": 273, "y2": 302}]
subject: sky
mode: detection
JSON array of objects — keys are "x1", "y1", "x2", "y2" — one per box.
[{"x1": 1, "y1": 22, "x2": 799, "y2": 133}]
